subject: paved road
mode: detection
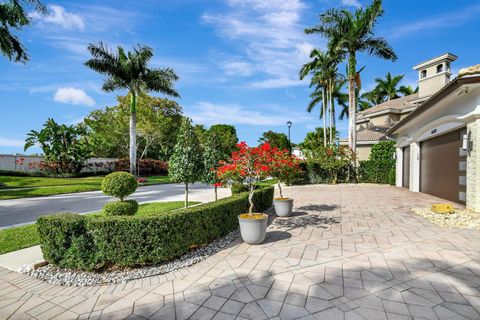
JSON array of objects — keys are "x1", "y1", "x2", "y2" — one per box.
[{"x1": 0, "y1": 184, "x2": 230, "y2": 228}]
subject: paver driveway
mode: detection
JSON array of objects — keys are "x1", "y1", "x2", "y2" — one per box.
[{"x1": 1, "y1": 184, "x2": 480, "y2": 320}]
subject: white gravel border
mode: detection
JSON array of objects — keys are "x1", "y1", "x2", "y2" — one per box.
[{"x1": 21, "y1": 230, "x2": 240, "y2": 287}]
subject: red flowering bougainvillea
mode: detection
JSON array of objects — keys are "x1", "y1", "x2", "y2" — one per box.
[
  {"x1": 269, "y1": 149, "x2": 302, "y2": 199},
  {"x1": 217, "y1": 142, "x2": 273, "y2": 215}
]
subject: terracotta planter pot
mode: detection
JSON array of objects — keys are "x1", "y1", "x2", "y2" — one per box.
[
  {"x1": 238, "y1": 214, "x2": 268, "y2": 244},
  {"x1": 273, "y1": 198, "x2": 294, "y2": 217}
]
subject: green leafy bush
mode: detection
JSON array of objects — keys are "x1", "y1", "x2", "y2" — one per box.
[
  {"x1": 358, "y1": 140, "x2": 396, "y2": 185},
  {"x1": 101, "y1": 172, "x2": 138, "y2": 201},
  {"x1": 231, "y1": 183, "x2": 249, "y2": 194},
  {"x1": 103, "y1": 200, "x2": 139, "y2": 216},
  {"x1": 37, "y1": 186, "x2": 274, "y2": 271}
]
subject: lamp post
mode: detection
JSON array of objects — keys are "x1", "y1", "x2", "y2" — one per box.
[{"x1": 286, "y1": 121, "x2": 292, "y2": 155}]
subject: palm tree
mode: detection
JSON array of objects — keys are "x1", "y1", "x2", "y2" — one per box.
[
  {"x1": 300, "y1": 49, "x2": 330, "y2": 146},
  {"x1": 0, "y1": 0, "x2": 47, "y2": 63},
  {"x1": 300, "y1": 48, "x2": 343, "y2": 145},
  {"x1": 399, "y1": 85, "x2": 418, "y2": 96},
  {"x1": 305, "y1": 0, "x2": 397, "y2": 158},
  {"x1": 374, "y1": 72, "x2": 404, "y2": 101},
  {"x1": 339, "y1": 88, "x2": 373, "y2": 120},
  {"x1": 85, "y1": 43, "x2": 180, "y2": 175}
]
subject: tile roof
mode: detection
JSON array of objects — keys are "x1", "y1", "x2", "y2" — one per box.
[{"x1": 357, "y1": 93, "x2": 420, "y2": 118}]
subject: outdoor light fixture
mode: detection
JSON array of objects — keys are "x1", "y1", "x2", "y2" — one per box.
[{"x1": 287, "y1": 121, "x2": 292, "y2": 155}]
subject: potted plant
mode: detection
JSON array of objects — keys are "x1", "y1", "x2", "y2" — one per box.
[
  {"x1": 217, "y1": 142, "x2": 272, "y2": 244},
  {"x1": 270, "y1": 149, "x2": 302, "y2": 217}
]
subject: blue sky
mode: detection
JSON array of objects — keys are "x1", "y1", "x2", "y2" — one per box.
[{"x1": 1, "y1": 0, "x2": 480, "y2": 155}]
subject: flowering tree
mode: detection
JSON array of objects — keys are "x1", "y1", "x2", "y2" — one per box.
[
  {"x1": 217, "y1": 142, "x2": 272, "y2": 215},
  {"x1": 270, "y1": 149, "x2": 302, "y2": 199}
]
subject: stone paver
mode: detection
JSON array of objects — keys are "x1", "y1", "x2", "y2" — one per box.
[{"x1": 0, "y1": 184, "x2": 479, "y2": 319}]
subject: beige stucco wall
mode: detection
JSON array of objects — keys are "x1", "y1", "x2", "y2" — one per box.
[
  {"x1": 356, "y1": 145, "x2": 372, "y2": 162},
  {"x1": 466, "y1": 119, "x2": 480, "y2": 212}
]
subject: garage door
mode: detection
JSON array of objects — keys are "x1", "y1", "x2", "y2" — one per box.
[
  {"x1": 402, "y1": 146, "x2": 410, "y2": 188},
  {"x1": 420, "y1": 128, "x2": 466, "y2": 204}
]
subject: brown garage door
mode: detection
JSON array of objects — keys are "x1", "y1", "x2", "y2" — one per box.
[
  {"x1": 420, "y1": 128, "x2": 466, "y2": 204},
  {"x1": 402, "y1": 146, "x2": 410, "y2": 188}
]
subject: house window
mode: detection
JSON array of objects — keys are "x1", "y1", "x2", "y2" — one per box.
[
  {"x1": 421, "y1": 70, "x2": 427, "y2": 78},
  {"x1": 437, "y1": 64, "x2": 443, "y2": 73}
]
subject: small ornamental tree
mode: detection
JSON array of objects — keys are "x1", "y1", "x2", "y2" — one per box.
[
  {"x1": 217, "y1": 142, "x2": 272, "y2": 215},
  {"x1": 169, "y1": 118, "x2": 204, "y2": 207},
  {"x1": 202, "y1": 132, "x2": 224, "y2": 201},
  {"x1": 270, "y1": 149, "x2": 302, "y2": 199}
]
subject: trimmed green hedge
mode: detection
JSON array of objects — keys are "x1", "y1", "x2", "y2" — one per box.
[
  {"x1": 103, "y1": 200, "x2": 139, "y2": 216},
  {"x1": 358, "y1": 160, "x2": 395, "y2": 185},
  {"x1": 37, "y1": 186, "x2": 274, "y2": 271}
]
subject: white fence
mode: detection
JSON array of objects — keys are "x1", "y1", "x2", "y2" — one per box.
[{"x1": 0, "y1": 154, "x2": 116, "y2": 173}]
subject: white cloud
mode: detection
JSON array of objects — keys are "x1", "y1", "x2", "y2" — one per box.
[
  {"x1": 392, "y1": 3, "x2": 480, "y2": 38},
  {"x1": 0, "y1": 137, "x2": 24, "y2": 147},
  {"x1": 250, "y1": 77, "x2": 304, "y2": 89},
  {"x1": 341, "y1": 0, "x2": 361, "y2": 8},
  {"x1": 222, "y1": 61, "x2": 254, "y2": 76},
  {"x1": 53, "y1": 87, "x2": 95, "y2": 107},
  {"x1": 189, "y1": 101, "x2": 311, "y2": 126},
  {"x1": 203, "y1": 0, "x2": 323, "y2": 88},
  {"x1": 31, "y1": 5, "x2": 85, "y2": 30}
]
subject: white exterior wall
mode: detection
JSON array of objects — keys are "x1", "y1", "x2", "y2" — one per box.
[
  {"x1": 0, "y1": 154, "x2": 116, "y2": 173},
  {"x1": 410, "y1": 142, "x2": 421, "y2": 192},
  {"x1": 395, "y1": 147, "x2": 403, "y2": 187}
]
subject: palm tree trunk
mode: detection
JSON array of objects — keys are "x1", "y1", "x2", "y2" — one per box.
[
  {"x1": 331, "y1": 82, "x2": 336, "y2": 140},
  {"x1": 322, "y1": 87, "x2": 327, "y2": 147},
  {"x1": 348, "y1": 53, "x2": 357, "y2": 164},
  {"x1": 327, "y1": 82, "x2": 332, "y2": 144},
  {"x1": 329, "y1": 81, "x2": 334, "y2": 143},
  {"x1": 129, "y1": 92, "x2": 137, "y2": 176},
  {"x1": 185, "y1": 183, "x2": 189, "y2": 208}
]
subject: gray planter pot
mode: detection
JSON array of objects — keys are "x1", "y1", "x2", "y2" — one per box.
[
  {"x1": 238, "y1": 214, "x2": 268, "y2": 244},
  {"x1": 273, "y1": 198, "x2": 294, "y2": 217}
]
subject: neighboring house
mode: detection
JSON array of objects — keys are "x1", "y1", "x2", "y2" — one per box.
[
  {"x1": 388, "y1": 65, "x2": 480, "y2": 210},
  {"x1": 341, "y1": 53, "x2": 458, "y2": 161}
]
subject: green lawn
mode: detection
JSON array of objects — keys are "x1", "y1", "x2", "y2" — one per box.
[
  {"x1": 0, "y1": 201, "x2": 198, "y2": 255},
  {"x1": 0, "y1": 175, "x2": 170, "y2": 200}
]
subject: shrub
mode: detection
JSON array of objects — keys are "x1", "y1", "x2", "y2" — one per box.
[
  {"x1": 358, "y1": 140, "x2": 396, "y2": 185},
  {"x1": 103, "y1": 200, "x2": 139, "y2": 216},
  {"x1": 114, "y1": 158, "x2": 168, "y2": 176},
  {"x1": 37, "y1": 186, "x2": 274, "y2": 271},
  {"x1": 101, "y1": 172, "x2": 138, "y2": 201},
  {"x1": 231, "y1": 183, "x2": 249, "y2": 194}
]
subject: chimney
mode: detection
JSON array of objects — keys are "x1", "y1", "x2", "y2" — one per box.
[{"x1": 413, "y1": 53, "x2": 457, "y2": 99}]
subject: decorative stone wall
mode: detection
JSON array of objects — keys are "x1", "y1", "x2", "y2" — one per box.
[{"x1": 466, "y1": 119, "x2": 480, "y2": 212}]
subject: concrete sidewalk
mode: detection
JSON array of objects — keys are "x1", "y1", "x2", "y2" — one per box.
[{"x1": 0, "y1": 246, "x2": 43, "y2": 271}]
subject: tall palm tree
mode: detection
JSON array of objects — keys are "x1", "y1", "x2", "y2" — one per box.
[
  {"x1": 339, "y1": 88, "x2": 373, "y2": 120},
  {"x1": 374, "y1": 72, "x2": 404, "y2": 101},
  {"x1": 300, "y1": 49, "x2": 330, "y2": 146},
  {"x1": 85, "y1": 43, "x2": 180, "y2": 175},
  {"x1": 300, "y1": 48, "x2": 342, "y2": 146},
  {"x1": 305, "y1": 0, "x2": 397, "y2": 158},
  {"x1": 399, "y1": 85, "x2": 418, "y2": 96},
  {"x1": 0, "y1": 0, "x2": 47, "y2": 63}
]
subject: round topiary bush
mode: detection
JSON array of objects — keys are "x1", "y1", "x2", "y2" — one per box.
[
  {"x1": 103, "y1": 200, "x2": 139, "y2": 216},
  {"x1": 101, "y1": 172, "x2": 138, "y2": 201}
]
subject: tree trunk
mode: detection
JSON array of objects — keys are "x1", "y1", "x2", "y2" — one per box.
[
  {"x1": 129, "y1": 93, "x2": 137, "y2": 176},
  {"x1": 278, "y1": 182, "x2": 283, "y2": 198},
  {"x1": 322, "y1": 87, "x2": 327, "y2": 147},
  {"x1": 214, "y1": 185, "x2": 218, "y2": 201},
  {"x1": 248, "y1": 186, "x2": 254, "y2": 214},
  {"x1": 185, "y1": 183, "x2": 189, "y2": 208},
  {"x1": 329, "y1": 81, "x2": 333, "y2": 143},
  {"x1": 348, "y1": 53, "x2": 357, "y2": 166},
  {"x1": 331, "y1": 82, "x2": 336, "y2": 139}
]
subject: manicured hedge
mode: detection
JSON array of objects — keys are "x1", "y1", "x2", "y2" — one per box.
[
  {"x1": 358, "y1": 160, "x2": 395, "y2": 185},
  {"x1": 37, "y1": 186, "x2": 274, "y2": 271}
]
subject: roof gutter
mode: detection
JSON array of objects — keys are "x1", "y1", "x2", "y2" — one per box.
[{"x1": 387, "y1": 75, "x2": 480, "y2": 135}]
